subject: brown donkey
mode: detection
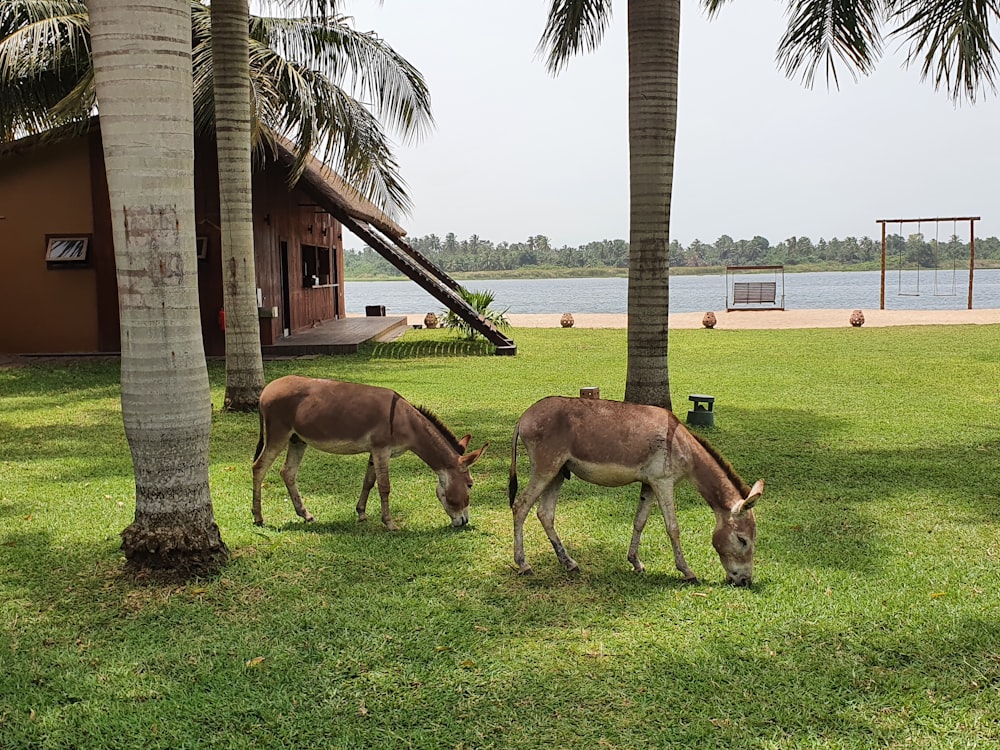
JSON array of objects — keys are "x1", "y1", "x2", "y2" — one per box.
[
  {"x1": 509, "y1": 396, "x2": 763, "y2": 585},
  {"x1": 252, "y1": 376, "x2": 487, "y2": 528}
]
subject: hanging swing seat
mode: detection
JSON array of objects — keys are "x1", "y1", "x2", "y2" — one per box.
[
  {"x1": 731, "y1": 281, "x2": 777, "y2": 306},
  {"x1": 726, "y1": 265, "x2": 785, "y2": 311}
]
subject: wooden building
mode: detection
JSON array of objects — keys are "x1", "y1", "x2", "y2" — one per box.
[
  {"x1": 0, "y1": 120, "x2": 515, "y2": 357},
  {"x1": 1, "y1": 121, "x2": 386, "y2": 356}
]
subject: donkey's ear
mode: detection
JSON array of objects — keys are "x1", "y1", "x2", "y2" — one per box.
[
  {"x1": 732, "y1": 479, "x2": 764, "y2": 516},
  {"x1": 457, "y1": 434, "x2": 471, "y2": 452},
  {"x1": 460, "y1": 443, "x2": 488, "y2": 467}
]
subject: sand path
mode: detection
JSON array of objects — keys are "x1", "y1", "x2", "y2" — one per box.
[{"x1": 407, "y1": 308, "x2": 1000, "y2": 330}]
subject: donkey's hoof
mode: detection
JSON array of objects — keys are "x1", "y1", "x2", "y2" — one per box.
[
  {"x1": 384, "y1": 521, "x2": 400, "y2": 531},
  {"x1": 683, "y1": 574, "x2": 700, "y2": 585},
  {"x1": 517, "y1": 565, "x2": 534, "y2": 576},
  {"x1": 303, "y1": 514, "x2": 316, "y2": 523},
  {"x1": 564, "y1": 561, "x2": 580, "y2": 574},
  {"x1": 253, "y1": 519, "x2": 264, "y2": 527},
  {"x1": 630, "y1": 561, "x2": 646, "y2": 573}
]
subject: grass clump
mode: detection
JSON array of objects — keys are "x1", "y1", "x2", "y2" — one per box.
[{"x1": 1, "y1": 324, "x2": 998, "y2": 748}]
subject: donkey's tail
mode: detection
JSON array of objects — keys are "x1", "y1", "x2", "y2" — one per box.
[
  {"x1": 253, "y1": 409, "x2": 265, "y2": 463},
  {"x1": 508, "y1": 420, "x2": 520, "y2": 507}
]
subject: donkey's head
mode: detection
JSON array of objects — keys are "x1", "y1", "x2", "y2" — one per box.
[
  {"x1": 712, "y1": 479, "x2": 764, "y2": 586},
  {"x1": 436, "y1": 435, "x2": 488, "y2": 527}
]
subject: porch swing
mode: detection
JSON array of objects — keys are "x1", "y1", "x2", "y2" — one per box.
[{"x1": 725, "y1": 265, "x2": 785, "y2": 311}]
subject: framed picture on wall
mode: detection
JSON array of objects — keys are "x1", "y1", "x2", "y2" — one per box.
[
  {"x1": 197, "y1": 236, "x2": 209, "y2": 260},
  {"x1": 45, "y1": 235, "x2": 90, "y2": 264}
]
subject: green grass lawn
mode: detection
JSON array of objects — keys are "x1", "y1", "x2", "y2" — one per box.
[{"x1": 1, "y1": 325, "x2": 998, "y2": 749}]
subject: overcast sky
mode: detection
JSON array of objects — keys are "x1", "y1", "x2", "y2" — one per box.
[{"x1": 341, "y1": 1, "x2": 999, "y2": 248}]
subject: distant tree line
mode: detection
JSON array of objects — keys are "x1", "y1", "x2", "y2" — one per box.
[{"x1": 344, "y1": 231, "x2": 1000, "y2": 277}]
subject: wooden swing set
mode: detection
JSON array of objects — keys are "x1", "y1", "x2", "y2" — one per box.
[{"x1": 875, "y1": 216, "x2": 980, "y2": 310}]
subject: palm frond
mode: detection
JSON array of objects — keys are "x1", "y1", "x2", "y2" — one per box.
[
  {"x1": 0, "y1": 0, "x2": 91, "y2": 138},
  {"x1": 775, "y1": 0, "x2": 887, "y2": 90},
  {"x1": 538, "y1": 0, "x2": 614, "y2": 75},
  {"x1": 249, "y1": 13, "x2": 433, "y2": 144},
  {"x1": 701, "y1": 0, "x2": 733, "y2": 17},
  {"x1": 249, "y1": 38, "x2": 411, "y2": 217},
  {"x1": 891, "y1": 0, "x2": 1000, "y2": 103}
]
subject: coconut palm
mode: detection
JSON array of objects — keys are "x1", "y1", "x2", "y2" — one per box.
[
  {"x1": 210, "y1": 0, "x2": 428, "y2": 409},
  {"x1": 5, "y1": 0, "x2": 434, "y2": 574},
  {"x1": 540, "y1": 0, "x2": 677, "y2": 409},
  {"x1": 540, "y1": 0, "x2": 998, "y2": 409},
  {"x1": 1, "y1": 0, "x2": 433, "y2": 410},
  {"x1": 211, "y1": 0, "x2": 263, "y2": 412},
  {"x1": 88, "y1": 0, "x2": 227, "y2": 575}
]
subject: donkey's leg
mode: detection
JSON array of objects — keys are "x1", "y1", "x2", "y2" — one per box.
[
  {"x1": 650, "y1": 479, "x2": 697, "y2": 582},
  {"x1": 627, "y1": 484, "x2": 655, "y2": 572},
  {"x1": 356, "y1": 457, "x2": 376, "y2": 522},
  {"x1": 370, "y1": 449, "x2": 397, "y2": 530},
  {"x1": 279, "y1": 439, "x2": 315, "y2": 523},
  {"x1": 252, "y1": 436, "x2": 289, "y2": 527},
  {"x1": 511, "y1": 473, "x2": 553, "y2": 576},
  {"x1": 535, "y1": 476, "x2": 577, "y2": 572}
]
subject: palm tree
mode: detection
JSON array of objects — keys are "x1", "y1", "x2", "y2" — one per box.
[
  {"x1": 1, "y1": 0, "x2": 433, "y2": 409},
  {"x1": 88, "y1": 0, "x2": 227, "y2": 575},
  {"x1": 211, "y1": 0, "x2": 264, "y2": 412},
  {"x1": 197, "y1": 0, "x2": 431, "y2": 409},
  {"x1": 4, "y1": 0, "x2": 433, "y2": 575},
  {"x1": 541, "y1": 0, "x2": 677, "y2": 409},
  {"x1": 540, "y1": 0, "x2": 998, "y2": 409}
]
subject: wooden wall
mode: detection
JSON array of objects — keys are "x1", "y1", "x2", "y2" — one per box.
[
  {"x1": 0, "y1": 138, "x2": 100, "y2": 354},
  {"x1": 0, "y1": 130, "x2": 346, "y2": 357},
  {"x1": 251, "y1": 159, "x2": 345, "y2": 342}
]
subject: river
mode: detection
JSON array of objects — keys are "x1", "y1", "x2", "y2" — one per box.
[{"x1": 345, "y1": 268, "x2": 1000, "y2": 316}]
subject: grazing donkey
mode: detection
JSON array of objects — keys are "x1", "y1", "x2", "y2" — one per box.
[
  {"x1": 252, "y1": 376, "x2": 487, "y2": 528},
  {"x1": 509, "y1": 396, "x2": 763, "y2": 586}
]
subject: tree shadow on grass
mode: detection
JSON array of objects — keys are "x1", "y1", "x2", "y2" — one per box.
[
  {"x1": 361, "y1": 338, "x2": 494, "y2": 359},
  {"x1": 686, "y1": 403, "x2": 1000, "y2": 571},
  {"x1": 482, "y1": 612, "x2": 1000, "y2": 748},
  {"x1": 0, "y1": 418, "x2": 131, "y2": 483}
]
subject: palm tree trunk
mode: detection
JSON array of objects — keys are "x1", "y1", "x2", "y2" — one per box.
[
  {"x1": 89, "y1": 0, "x2": 228, "y2": 576},
  {"x1": 213, "y1": 0, "x2": 265, "y2": 412},
  {"x1": 624, "y1": 0, "x2": 679, "y2": 410}
]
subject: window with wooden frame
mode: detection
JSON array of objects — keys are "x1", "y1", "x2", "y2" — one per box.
[
  {"x1": 45, "y1": 234, "x2": 91, "y2": 268},
  {"x1": 301, "y1": 244, "x2": 333, "y2": 287}
]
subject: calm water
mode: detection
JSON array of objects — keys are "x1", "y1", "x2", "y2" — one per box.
[{"x1": 345, "y1": 268, "x2": 1000, "y2": 315}]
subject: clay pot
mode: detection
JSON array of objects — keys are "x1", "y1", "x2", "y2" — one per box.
[
  {"x1": 423, "y1": 312, "x2": 439, "y2": 329},
  {"x1": 702, "y1": 311, "x2": 717, "y2": 329},
  {"x1": 849, "y1": 309, "x2": 865, "y2": 327},
  {"x1": 560, "y1": 313, "x2": 575, "y2": 328}
]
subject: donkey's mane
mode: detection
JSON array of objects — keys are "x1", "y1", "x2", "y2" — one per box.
[
  {"x1": 416, "y1": 405, "x2": 466, "y2": 455},
  {"x1": 689, "y1": 432, "x2": 751, "y2": 496}
]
